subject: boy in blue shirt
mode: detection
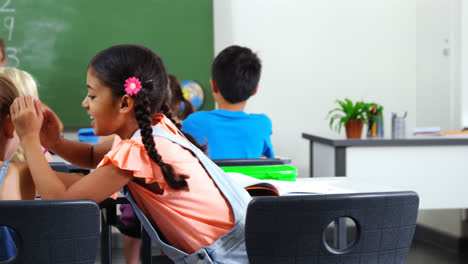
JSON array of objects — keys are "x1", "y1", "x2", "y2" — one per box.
[{"x1": 182, "y1": 45, "x2": 274, "y2": 159}]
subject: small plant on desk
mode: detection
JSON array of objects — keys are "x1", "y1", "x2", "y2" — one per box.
[{"x1": 327, "y1": 98, "x2": 371, "y2": 139}]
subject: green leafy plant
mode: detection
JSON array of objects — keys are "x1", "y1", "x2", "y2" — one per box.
[{"x1": 327, "y1": 98, "x2": 371, "y2": 133}]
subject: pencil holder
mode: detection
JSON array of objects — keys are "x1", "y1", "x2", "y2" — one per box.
[
  {"x1": 367, "y1": 115, "x2": 384, "y2": 138},
  {"x1": 392, "y1": 116, "x2": 406, "y2": 139}
]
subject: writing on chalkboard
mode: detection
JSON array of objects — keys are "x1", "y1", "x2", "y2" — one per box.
[{"x1": 0, "y1": 0, "x2": 19, "y2": 67}]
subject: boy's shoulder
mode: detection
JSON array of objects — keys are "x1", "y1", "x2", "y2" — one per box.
[
  {"x1": 182, "y1": 110, "x2": 213, "y2": 123},
  {"x1": 185, "y1": 110, "x2": 214, "y2": 118},
  {"x1": 184, "y1": 110, "x2": 271, "y2": 122}
]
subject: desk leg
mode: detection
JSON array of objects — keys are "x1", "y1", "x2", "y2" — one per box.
[
  {"x1": 141, "y1": 228, "x2": 152, "y2": 264},
  {"x1": 100, "y1": 210, "x2": 112, "y2": 264},
  {"x1": 309, "y1": 142, "x2": 314, "y2": 177},
  {"x1": 335, "y1": 147, "x2": 346, "y2": 177}
]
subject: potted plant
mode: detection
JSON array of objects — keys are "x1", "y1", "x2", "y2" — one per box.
[{"x1": 327, "y1": 99, "x2": 371, "y2": 139}]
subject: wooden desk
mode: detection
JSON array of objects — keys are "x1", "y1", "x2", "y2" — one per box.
[{"x1": 301, "y1": 133, "x2": 468, "y2": 209}]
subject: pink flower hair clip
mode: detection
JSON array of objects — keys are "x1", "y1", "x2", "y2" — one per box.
[{"x1": 124, "y1": 77, "x2": 142, "y2": 96}]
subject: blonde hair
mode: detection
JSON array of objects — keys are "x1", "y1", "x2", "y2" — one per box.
[
  {"x1": 0, "y1": 67, "x2": 39, "y2": 97},
  {"x1": 0, "y1": 68, "x2": 39, "y2": 161}
]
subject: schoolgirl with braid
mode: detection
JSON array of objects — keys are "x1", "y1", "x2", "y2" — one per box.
[{"x1": 10, "y1": 44, "x2": 251, "y2": 263}]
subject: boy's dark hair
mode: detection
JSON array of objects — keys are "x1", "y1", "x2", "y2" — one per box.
[
  {"x1": 168, "y1": 74, "x2": 194, "y2": 120},
  {"x1": 89, "y1": 44, "x2": 205, "y2": 191},
  {"x1": 211, "y1": 45, "x2": 261, "y2": 103}
]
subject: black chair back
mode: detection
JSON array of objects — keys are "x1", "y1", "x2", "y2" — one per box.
[
  {"x1": 245, "y1": 191, "x2": 419, "y2": 264},
  {"x1": 0, "y1": 199, "x2": 100, "y2": 264}
]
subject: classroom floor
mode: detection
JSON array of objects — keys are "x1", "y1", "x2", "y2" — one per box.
[
  {"x1": 406, "y1": 241, "x2": 468, "y2": 264},
  {"x1": 95, "y1": 240, "x2": 468, "y2": 264}
]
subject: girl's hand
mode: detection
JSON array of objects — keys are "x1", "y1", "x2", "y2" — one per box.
[
  {"x1": 40, "y1": 106, "x2": 63, "y2": 150},
  {"x1": 10, "y1": 96, "x2": 44, "y2": 141}
]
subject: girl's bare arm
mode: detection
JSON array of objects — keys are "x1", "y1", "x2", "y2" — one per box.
[
  {"x1": 22, "y1": 136, "x2": 132, "y2": 202},
  {"x1": 49, "y1": 138, "x2": 112, "y2": 169},
  {"x1": 39, "y1": 105, "x2": 112, "y2": 169},
  {"x1": 11, "y1": 96, "x2": 131, "y2": 202}
]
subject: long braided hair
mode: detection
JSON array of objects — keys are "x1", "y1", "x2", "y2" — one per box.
[{"x1": 89, "y1": 44, "x2": 203, "y2": 190}]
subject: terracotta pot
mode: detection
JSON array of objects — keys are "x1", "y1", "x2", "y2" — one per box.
[{"x1": 345, "y1": 119, "x2": 364, "y2": 139}]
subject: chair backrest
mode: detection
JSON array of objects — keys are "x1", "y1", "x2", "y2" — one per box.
[
  {"x1": 0, "y1": 199, "x2": 100, "y2": 264},
  {"x1": 245, "y1": 191, "x2": 419, "y2": 264}
]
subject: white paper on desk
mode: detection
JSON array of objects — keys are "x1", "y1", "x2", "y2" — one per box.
[
  {"x1": 280, "y1": 180, "x2": 351, "y2": 195},
  {"x1": 226, "y1": 172, "x2": 351, "y2": 196}
]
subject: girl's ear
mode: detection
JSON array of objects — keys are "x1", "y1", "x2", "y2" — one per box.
[
  {"x1": 2, "y1": 114, "x2": 15, "y2": 138},
  {"x1": 119, "y1": 94, "x2": 135, "y2": 114}
]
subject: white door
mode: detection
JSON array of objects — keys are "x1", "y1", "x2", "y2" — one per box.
[{"x1": 416, "y1": 0, "x2": 458, "y2": 131}]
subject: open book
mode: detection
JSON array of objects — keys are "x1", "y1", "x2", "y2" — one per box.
[{"x1": 227, "y1": 172, "x2": 351, "y2": 196}]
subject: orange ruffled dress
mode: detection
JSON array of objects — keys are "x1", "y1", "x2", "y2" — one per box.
[{"x1": 97, "y1": 115, "x2": 234, "y2": 254}]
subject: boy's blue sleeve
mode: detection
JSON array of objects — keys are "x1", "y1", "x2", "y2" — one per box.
[
  {"x1": 263, "y1": 138, "x2": 275, "y2": 158},
  {"x1": 262, "y1": 115, "x2": 274, "y2": 158}
]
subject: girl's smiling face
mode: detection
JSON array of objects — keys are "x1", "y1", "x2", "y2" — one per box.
[{"x1": 82, "y1": 68, "x2": 123, "y2": 137}]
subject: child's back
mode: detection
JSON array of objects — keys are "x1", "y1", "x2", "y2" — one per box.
[
  {"x1": 182, "y1": 45, "x2": 274, "y2": 159},
  {"x1": 0, "y1": 74, "x2": 35, "y2": 200},
  {"x1": 183, "y1": 109, "x2": 273, "y2": 159},
  {"x1": 0, "y1": 74, "x2": 35, "y2": 261},
  {"x1": 0, "y1": 161, "x2": 34, "y2": 200}
]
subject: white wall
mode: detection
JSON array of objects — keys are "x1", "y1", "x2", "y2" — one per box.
[{"x1": 214, "y1": 0, "x2": 418, "y2": 178}]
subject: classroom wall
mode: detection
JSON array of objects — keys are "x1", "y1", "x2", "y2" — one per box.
[
  {"x1": 214, "y1": 0, "x2": 465, "y2": 238},
  {"x1": 214, "y1": 0, "x2": 419, "y2": 178}
]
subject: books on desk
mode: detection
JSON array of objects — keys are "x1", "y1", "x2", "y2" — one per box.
[
  {"x1": 413, "y1": 126, "x2": 468, "y2": 137},
  {"x1": 227, "y1": 172, "x2": 350, "y2": 196},
  {"x1": 441, "y1": 130, "x2": 468, "y2": 135},
  {"x1": 413, "y1": 127, "x2": 441, "y2": 136}
]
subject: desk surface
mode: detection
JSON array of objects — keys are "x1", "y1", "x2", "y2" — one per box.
[
  {"x1": 302, "y1": 132, "x2": 468, "y2": 147},
  {"x1": 297, "y1": 177, "x2": 432, "y2": 210}
]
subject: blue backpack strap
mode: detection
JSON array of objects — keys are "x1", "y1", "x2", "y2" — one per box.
[{"x1": 0, "y1": 161, "x2": 10, "y2": 188}]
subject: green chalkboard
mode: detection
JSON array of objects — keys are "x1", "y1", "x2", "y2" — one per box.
[{"x1": 0, "y1": 0, "x2": 214, "y2": 127}]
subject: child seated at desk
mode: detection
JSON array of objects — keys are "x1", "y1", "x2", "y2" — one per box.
[
  {"x1": 0, "y1": 67, "x2": 63, "y2": 162},
  {"x1": 117, "y1": 73, "x2": 197, "y2": 263},
  {"x1": 10, "y1": 44, "x2": 251, "y2": 263},
  {"x1": 182, "y1": 45, "x2": 275, "y2": 159},
  {"x1": 0, "y1": 75, "x2": 36, "y2": 261}
]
